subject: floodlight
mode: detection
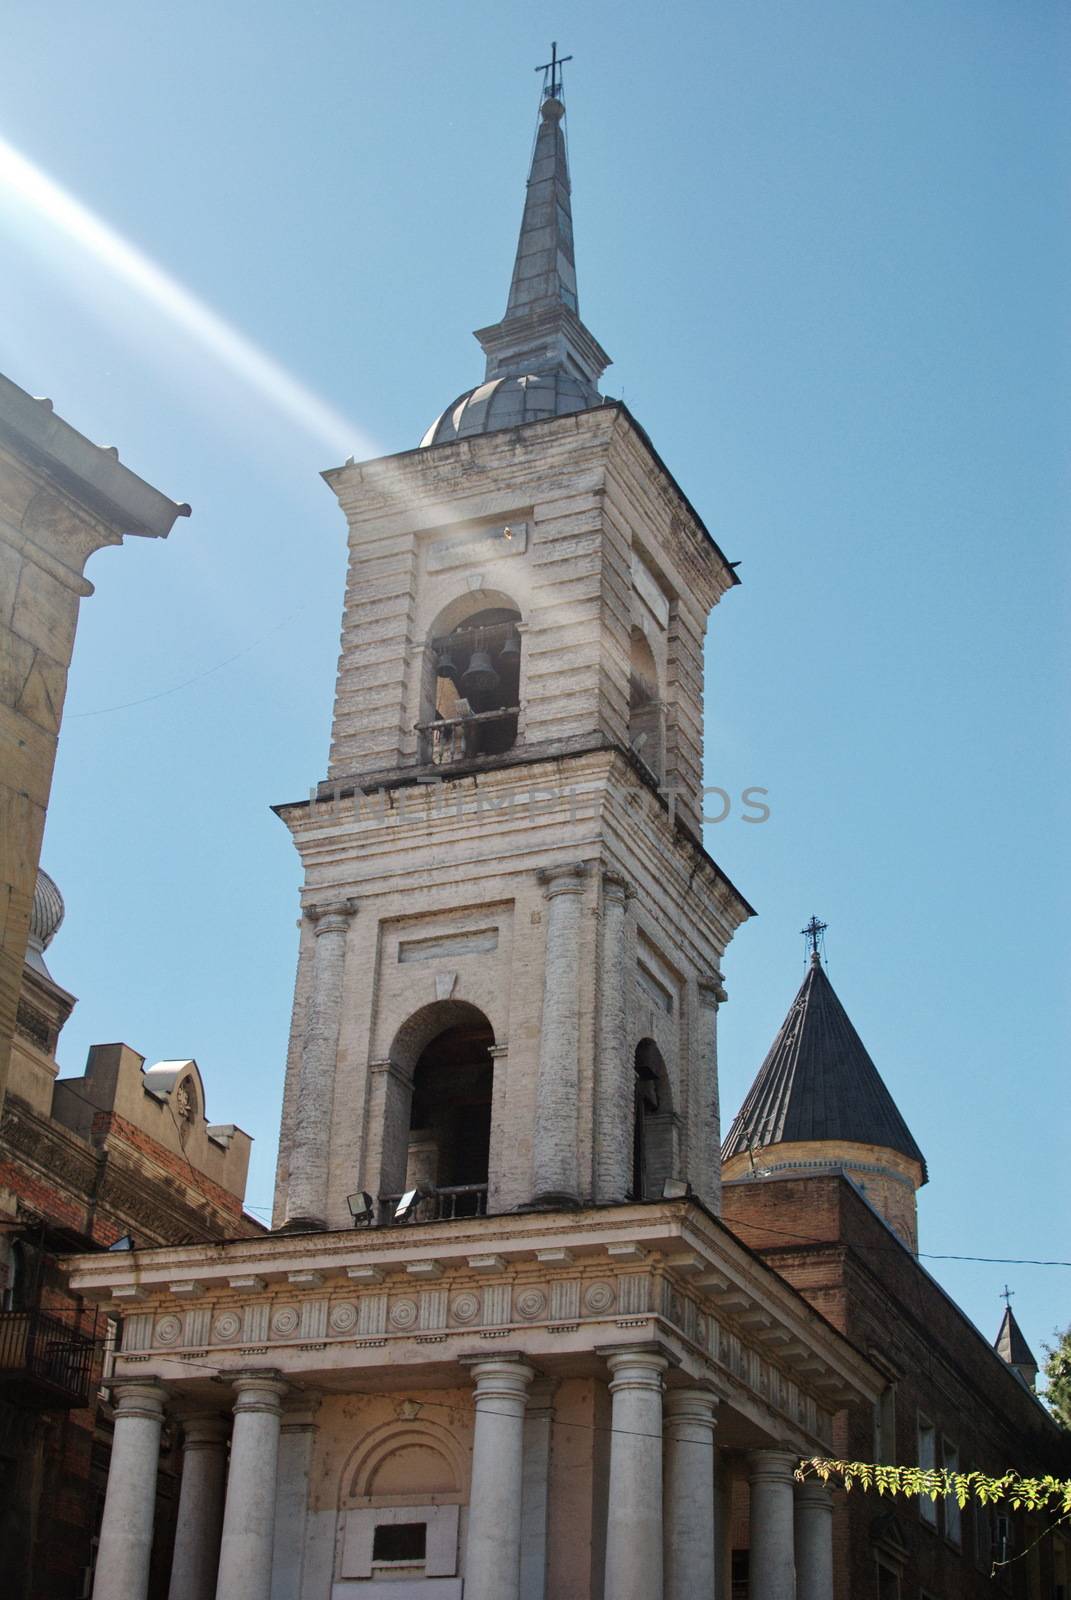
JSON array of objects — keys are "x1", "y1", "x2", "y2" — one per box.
[
  {"x1": 108, "y1": 1234, "x2": 136, "y2": 1251},
  {"x1": 661, "y1": 1179, "x2": 692, "y2": 1201},
  {"x1": 394, "y1": 1189, "x2": 421, "y2": 1222},
  {"x1": 347, "y1": 1192, "x2": 375, "y2": 1227}
]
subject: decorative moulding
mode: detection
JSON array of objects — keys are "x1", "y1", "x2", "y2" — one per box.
[
  {"x1": 406, "y1": 1261, "x2": 444, "y2": 1280},
  {"x1": 467, "y1": 1255, "x2": 507, "y2": 1274}
]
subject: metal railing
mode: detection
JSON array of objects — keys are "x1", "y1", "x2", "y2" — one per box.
[
  {"x1": 415, "y1": 707, "x2": 520, "y2": 767},
  {"x1": 0, "y1": 1308, "x2": 95, "y2": 1408},
  {"x1": 380, "y1": 1185, "x2": 489, "y2": 1224}
]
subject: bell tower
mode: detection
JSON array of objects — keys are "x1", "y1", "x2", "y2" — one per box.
[{"x1": 273, "y1": 76, "x2": 752, "y2": 1232}]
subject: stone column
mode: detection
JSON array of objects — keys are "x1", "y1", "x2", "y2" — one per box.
[
  {"x1": 214, "y1": 1373, "x2": 288, "y2": 1600},
  {"x1": 92, "y1": 1380, "x2": 168, "y2": 1600},
  {"x1": 715, "y1": 1452, "x2": 734, "y2": 1600},
  {"x1": 270, "y1": 1393, "x2": 321, "y2": 1600},
  {"x1": 168, "y1": 1415, "x2": 228, "y2": 1600},
  {"x1": 664, "y1": 1389, "x2": 718, "y2": 1600},
  {"x1": 595, "y1": 873, "x2": 631, "y2": 1202},
  {"x1": 795, "y1": 1479, "x2": 834, "y2": 1600},
  {"x1": 530, "y1": 864, "x2": 586, "y2": 1206},
  {"x1": 283, "y1": 899, "x2": 356, "y2": 1229},
  {"x1": 691, "y1": 976, "x2": 725, "y2": 1213},
  {"x1": 464, "y1": 1356, "x2": 535, "y2": 1600},
  {"x1": 520, "y1": 1378, "x2": 557, "y2": 1600},
  {"x1": 747, "y1": 1449, "x2": 798, "y2": 1600},
  {"x1": 604, "y1": 1348, "x2": 668, "y2": 1600}
]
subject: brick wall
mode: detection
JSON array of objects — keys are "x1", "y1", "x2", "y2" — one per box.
[{"x1": 723, "y1": 1175, "x2": 1071, "y2": 1600}]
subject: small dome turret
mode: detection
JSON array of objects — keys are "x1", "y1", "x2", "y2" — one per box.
[
  {"x1": 25, "y1": 869, "x2": 65, "y2": 977},
  {"x1": 421, "y1": 373, "x2": 600, "y2": 448}
]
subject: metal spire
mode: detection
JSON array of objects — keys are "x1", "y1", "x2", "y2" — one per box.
[{"x1": 472, "y1": 48, "x2": 611, "y2": 396}]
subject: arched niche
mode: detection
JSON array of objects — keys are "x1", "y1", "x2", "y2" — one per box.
[
  {"x1": 340, "y1": 1418, "x2": 467, "y2": 1509},
  {"x1": 631, "y1": 1038, "x2": 676, "y2": 1199},
  {"x1": 378, "y1": 1001, "x2": 497, "y2": 1216},
  {"x1": 421, "y1": 589, "x2": 523, "y2": 765},
  {"x1": 628, "y1": 628, "x2": 664, "y2": 782}
]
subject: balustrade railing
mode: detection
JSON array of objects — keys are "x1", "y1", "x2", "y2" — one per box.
[
  {"x1": 0, "y1": 1308, "x2": 94, "y2": 1408},
  {"x1": 380, "y1": 1184, "x2": 489, "y2": 1224}
]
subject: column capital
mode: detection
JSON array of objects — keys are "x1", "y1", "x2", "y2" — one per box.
[
  {"x1": 231, "y1": 1370, "x2": 288, "y2": 1415},
  {"x1": 461, "y1": 1354, "x2": 537, "y2": 1401},
  {"x1": 747, "y1": 1446, "x2": 801, "y2": 1485},
  {"x1": 663, "y1": 1385, "x2": 720, "y2": 1430},
  {"x1": 601, "y1": 870, "x2": 632, "y2": 906},
  {"x1": 110, "y1": 1379, "x2": 168, "y2": 1422},
  {"x1": 603, "y1": 1345, "x2": 670, "y2": 1390},
  {"x1": 304, "y1": 897, "x2": 358, "y2": 933},
  {"x1": 537, "y1": 861, "x2": 587, "y2": 898},
  {"x1": 794, "y1": 1477, "x2": 834, "y2": 1511},
  {"x1": 281, "y1": 1388, "x2": 322, "y2": 1432},
  {"x1": 178, "y1": 1412, "x2": 229, "y2": 1449}
]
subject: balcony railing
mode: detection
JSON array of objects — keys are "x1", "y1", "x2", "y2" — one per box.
[
  {"x1": 415, "y1": 708, "x2": 520, "y2": 767},
  {"x1": 0, "y1": 1308, "x2": 95, "y2": 1409},
  {"x1": 380, "y1": 1185, "x2": 489, "y2": 1224}
]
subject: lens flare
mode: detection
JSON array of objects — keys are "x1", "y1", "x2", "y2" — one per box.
[{"x1": 0, "y1": 133, "x2": 374, "y2": 461}]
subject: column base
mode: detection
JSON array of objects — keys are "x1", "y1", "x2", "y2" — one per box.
[{"x1": 277, "y1": 1215, "x2": 327, "y2": 1232}]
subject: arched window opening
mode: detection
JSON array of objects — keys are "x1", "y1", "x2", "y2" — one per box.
[
  {"x1": 426, "y1": 606, "x2": 522, "y2": 765},
  {"x1": 405, "y1": 1018, "x2": 494, "y2": 1218},
  {"x1": 631, "y1": 1040, "x2": 673, "y2": 1200},
  {"x1": 628, "y1": 629, "x2": 663, "y2": 782}
]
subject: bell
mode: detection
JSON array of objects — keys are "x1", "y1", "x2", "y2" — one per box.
[
  {"x1": 500, "y1": 631, "x2": 520, "y2": 660},
  {"x1": 462, "y1": 649, "x2": 499, "y2": 694},
  {"x1": 434, "y1": 649, "x2": 459, "y2": 684}
]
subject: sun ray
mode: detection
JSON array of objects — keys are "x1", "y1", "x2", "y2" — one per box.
[{"x1": 0, "y1": 133, "x2": 375, "y2": 461}]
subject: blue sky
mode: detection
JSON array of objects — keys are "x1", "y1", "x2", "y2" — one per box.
[{"x1": 2, "y1": 2, "x2": 1067, "y2": 1375}]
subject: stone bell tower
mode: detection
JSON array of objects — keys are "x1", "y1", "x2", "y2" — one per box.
[{"x1": 272, "y1": 78, "x2": 752, "y2": 1235}]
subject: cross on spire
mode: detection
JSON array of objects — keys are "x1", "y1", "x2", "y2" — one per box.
[
  {"x1": 801, "y1": 915, "x2": 828, "y2": 963},
  {"x1": 535, "y1": 41, "x2": 572, "y2": 101},
  {"x1": 1001, "y1": 1284, "x2": 1015, "y2": 1309}
]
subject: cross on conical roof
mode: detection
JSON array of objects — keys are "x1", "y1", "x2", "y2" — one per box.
[
  {"x1": 994, "y1": 1304, "x2": 1037, "y2": 1372},
  {"x1": 722, "y1": 951, "x2": 927, "y2": 1177}
]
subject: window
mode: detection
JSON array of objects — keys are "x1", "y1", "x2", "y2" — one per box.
[
  {"x1": 942, "y1": 1438, "x2": 961, "y2": 1546},
  {"x1": 917, "y1": 1416, "x2": 937, "y2": 1527},
  {"x1": 876, "y1": 1557, "x2": 901, "y2": 1599},
  {"x1": 373, "y1": 1521, "x2": 427, "y2": 1564},
  {"x1": 874, "y1": 1384, "x2": 897, "y2": 1463}
]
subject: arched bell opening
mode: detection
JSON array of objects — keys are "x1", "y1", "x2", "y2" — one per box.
[
  {"x1": 631, "y1": 1039, "x2": 673, "y2": 1200},
  {"x1": 422, "y1": 597, "x2": 523, "y2": 765},
  {"x1": 406, "y1": 1019, "x2": 494, "y2": 1213},
  {"x1": 628, "y1": 628, "x2": 664, "y2": 782},
  {"x1": 378, "y1": 1001, "x2": 497, "y2": 1222}
]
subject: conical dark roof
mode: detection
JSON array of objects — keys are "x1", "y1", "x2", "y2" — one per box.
[
  {"x1": 994, "y1": 1306, "x2": 1037, "y2": 1371},
  {"x1": 722, "y1": 956, "x2": 927, "y2": 1178}
]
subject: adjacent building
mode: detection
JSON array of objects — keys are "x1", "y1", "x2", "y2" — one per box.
[
  {"x1": 722, "y1": 945, "x2": 1070, "y2": 1599},
  {"x1": 0, "y1": 372, "x2": 189, "y2": 1113},
  {"x1": 0, "y1": 865, "x2": 259, "y2": 1598}
]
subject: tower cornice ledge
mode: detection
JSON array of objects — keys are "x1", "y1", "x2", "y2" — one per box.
[{"x1": 321, "y1": 402, "x2": 738, "y2": 588}]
